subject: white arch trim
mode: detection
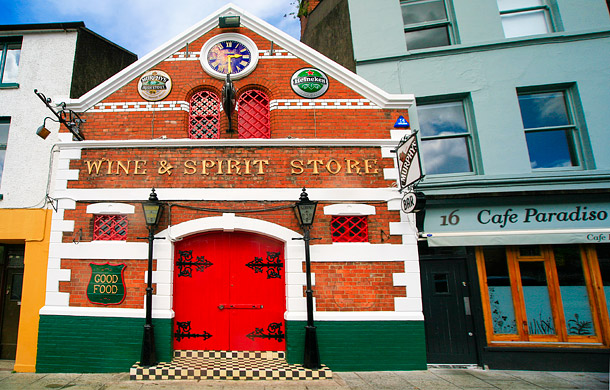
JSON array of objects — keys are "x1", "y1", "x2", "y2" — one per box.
[
  {"x1": 162, "y1": 213, "x2": 302, "y2": 242},
  {"x1": 155, "y1": 213, "x2": 309, "y2": 318}
]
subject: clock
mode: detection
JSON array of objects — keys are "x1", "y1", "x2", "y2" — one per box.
[{"x1": 200, "y1": 33, "x2": 259, "y2": 80}]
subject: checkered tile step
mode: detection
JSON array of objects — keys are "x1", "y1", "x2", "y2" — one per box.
[{"x1": 130, "y1": 350, "x2": 332, "y2": 381}]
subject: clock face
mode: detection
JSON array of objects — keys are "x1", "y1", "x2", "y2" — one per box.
[
  {"x1": 207, "y1": 40, "x2": 251, "y2": 75},
  {"x1": 200, "y1": 33, "x2": 259, "y2": 80}
]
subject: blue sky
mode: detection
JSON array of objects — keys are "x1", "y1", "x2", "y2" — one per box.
[{"x1": 0, "y1": 1, "x2": 301, "y2": 57}]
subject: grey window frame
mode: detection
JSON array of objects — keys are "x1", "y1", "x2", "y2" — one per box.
[
  {"x1": 416, "y1": 95, "x2": 479, "y2": 176},
  {"x1": 517, "y1": 85, "x2": 589, "y2": 171},
  {"x1": 0, "y1": 37, "x2": 22, "y2": 87},
  {"x1": 400, "y1": 0, "x2": 455, "y2": 51},
  {"x1": 0, "y1": 118, "x2": 10, "y2": 185}
]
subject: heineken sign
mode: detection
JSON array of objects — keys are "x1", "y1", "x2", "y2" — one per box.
[
  {"x1": 290, "y1": 68, "x2": 329, "y2": 98},
  {"x1": 87, "y1": 263, "x2": 127, "y2": 305}
]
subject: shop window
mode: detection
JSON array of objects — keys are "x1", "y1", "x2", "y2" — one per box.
[
  {"x1": 400, "y1": 0, "x2": 453, "y2": 50},
  {"x1": 238, "y1": 89, "x2": 270, "y2": 139},
  {"x1": 93, "y1": 215, "x2": 128, "y2": 241},
  {"x1": 498, "y1": 0, "x2": 553, "y2": 38},
  {"x1": 477, "y1": 245, "x2": 605, "y2": 346},
  {"x1": 517, "y1": 88, "x2": 581, "y2": 169},
  {"x1": 417, "y1": 98, "x2": 475, "y2": 175},
  {"x1": 189, "y1": 90, "x2": 220, "y2": 139},
  {"x1": 0, "y1": 118, "x2": 9, "y2": 184},
  {"x1": 331, "y1": 216, "x2": 368, "y2": 243},
  {"x1": 0, "y1": 38, "x2": 21, "y2": 86}
]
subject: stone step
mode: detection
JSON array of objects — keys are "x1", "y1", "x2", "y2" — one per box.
[{"x1": 130, "y1": 350, "x2": 332, "y2": 381}]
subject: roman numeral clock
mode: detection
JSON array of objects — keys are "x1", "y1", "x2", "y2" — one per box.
[{"x1": 200, "y1": 33, "x2": 259, "y2": 79}]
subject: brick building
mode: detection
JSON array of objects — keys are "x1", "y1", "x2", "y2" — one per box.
[{"x1": 35, "y1": 5, "x2": 424, "y2": 374}]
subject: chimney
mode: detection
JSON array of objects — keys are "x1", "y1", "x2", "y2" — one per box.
[{"x1": 299, "y1": 0, "x2": 322, "y2": 39}]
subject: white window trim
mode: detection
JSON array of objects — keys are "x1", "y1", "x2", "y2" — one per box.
[
  {"x1": 324, "y1": 203, "x2": 376, "y2": 216},
  {"x1": 86, "y1": 203, "x2": 135, "y2": 215}
]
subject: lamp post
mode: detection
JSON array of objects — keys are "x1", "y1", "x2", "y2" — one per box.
[
  {"x1": 140, "y1": 188, "x2": 163, "y2": 367},
  {"x1": 294, "y1": 188, "x2": 321, "y2": 369}
]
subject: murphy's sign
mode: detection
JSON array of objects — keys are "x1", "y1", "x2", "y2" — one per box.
[{"x1": 394, "y1": 131, "x2": 423, "y2": 191}]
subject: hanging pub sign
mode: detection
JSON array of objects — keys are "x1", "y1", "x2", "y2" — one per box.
[
  {"x1": 138, "y1": 70, "x2": 172, "y2": 101},
  {"x1": 394, "y1": 130, "x2": 423, "y2": 191},
  {"x1": 401, "y1": 191, "x2": 426, "y2": 214},
  {"x1": 87, "y1": 263, "x2": 127, "y2": 305}
]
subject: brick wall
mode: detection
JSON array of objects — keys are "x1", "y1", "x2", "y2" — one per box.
[
  {"x1": 310, "y1": 262, "x2": 406, "y2": 311},
  {"x1": 59, "y1": 259, "x2": 156, "y2": 308}
]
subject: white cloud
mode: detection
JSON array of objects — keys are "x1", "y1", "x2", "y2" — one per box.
[{"x1": 23, "y1": 0, "x2": 301, "y2": 57}]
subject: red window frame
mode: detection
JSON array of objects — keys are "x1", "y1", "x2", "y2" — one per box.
[
  {"x1": 189, "y1": 90, "x2": 221, "y2": 139},
  {"x1": 331, "y1": 216, "x2": 368, "y2": 243},
  {"x1": 93, "y1": 215, "x2": 128, "y2": 241},
  {"x1": 237, "y1": 89, "x2": 270, "y2": 139}
]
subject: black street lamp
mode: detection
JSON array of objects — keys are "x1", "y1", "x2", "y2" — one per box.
[
  {"x1": 140, "y1": 188, "x2": 163, "y2": 367},
  {"x1": 294, "y1": 188, "x2": 321, "y2": 369}
]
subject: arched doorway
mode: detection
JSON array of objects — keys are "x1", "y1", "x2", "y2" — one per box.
[{"x1": 172, "y1": 231, "x2": 286, "y2": 351}]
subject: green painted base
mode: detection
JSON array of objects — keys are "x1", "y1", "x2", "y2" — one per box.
[
  {"x1": 285, "y1": 320, "x2": 427, "y2": 371},
  {"x1": 36, "y1": 315, "x2": 172, "y2": 373}
]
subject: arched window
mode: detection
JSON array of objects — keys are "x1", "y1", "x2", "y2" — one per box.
[
  {"x1": 238, "y1": 89, "x2": 270, "y2": 139},
  {"x1": 189, "y1": 90, "x2": 220, "y2": 139}
]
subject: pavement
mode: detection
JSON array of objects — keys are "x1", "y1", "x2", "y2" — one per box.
[{"x1": 0, "y1": 360, "x2": 608, "y2": 389}]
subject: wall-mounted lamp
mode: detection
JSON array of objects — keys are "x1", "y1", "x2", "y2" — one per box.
[
  {"x1": 219, "y1": 15, "x2": 240, "y2": 28},
  {"x1": 36, "y1": 117, "x2": 56, "y2": 140},
  {"x1": 34, "y1": 89, "x2": 85, "y2": 141}
]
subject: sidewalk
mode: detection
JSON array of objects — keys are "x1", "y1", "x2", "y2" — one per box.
[{"x1": 0, "y1": 363, "x2": 608, "y2": 390}]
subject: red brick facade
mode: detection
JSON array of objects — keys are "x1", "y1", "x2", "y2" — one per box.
[{"x1": 51, "y1": 12, "x2": 413, "y2": 313}]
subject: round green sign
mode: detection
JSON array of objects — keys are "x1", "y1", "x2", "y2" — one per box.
[{"x1": 290, "y1": 68, "x2": 329, "y2": 99}]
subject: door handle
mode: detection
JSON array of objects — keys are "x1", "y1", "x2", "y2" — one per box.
[{"x1": 218, "y1": 304, "x2": 263, "y2": 309}]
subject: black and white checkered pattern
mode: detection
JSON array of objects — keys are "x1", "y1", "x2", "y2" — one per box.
[{"x1": 130, "y1": 350, "x2": 332, "y2": 381}]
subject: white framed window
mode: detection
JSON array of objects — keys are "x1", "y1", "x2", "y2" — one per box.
[
  {"x1": 0, "y1": 38, "x2": 21, "y2": 86},
  {"x1": 417, "y1": 98, "x2": 476, "y2": 175},
  {"x1": 400, "y1": 0, "x2": 453, "y2": 50},
  {"x1": 498, "y1": 0, "x2": 553, "y2": 38}
]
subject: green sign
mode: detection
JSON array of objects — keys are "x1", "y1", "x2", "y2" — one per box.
[
  {"x1": 290, "y1": 68, "x2": 329, "y2": 98},
  {"x1": 87, "y1": 263, "x2": 126, "y2": 305}
]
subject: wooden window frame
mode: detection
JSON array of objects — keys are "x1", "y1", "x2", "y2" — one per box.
[{"x1": 477, "y1": 244, "x2": 608, "y2": 347}]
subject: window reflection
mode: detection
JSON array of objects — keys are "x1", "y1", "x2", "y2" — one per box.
[
  {"x1": 520, "y1": 261, "x2": 556, "y2": 335},
  {"x1": 554, "y1": 246, "x2": 595, "y2": 336},
  {"x1": 483, "y1": 247, "x2": 518, "y2": 335},
  {"x1": 418, "y1": 100, "x2": 473, "y2": 175},
  {"x1": 401, "y1": 0, "x2": 451, "y2": 50},
  {"x1": 518, "y1": 90, "x2": 579, "y2": 169},
  {"x1": 518, "y1": 92, "x2": 569, "y2": 129}
]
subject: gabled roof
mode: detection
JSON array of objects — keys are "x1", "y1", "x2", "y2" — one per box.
[{"x1": 63, "y1": 3, "x2": 414, "y2": 111}]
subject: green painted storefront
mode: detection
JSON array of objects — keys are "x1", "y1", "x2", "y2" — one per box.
[
  {"x1": 36, "y1": 316, "x2": 426, "y2": 372},
  {"x1": 36, "y1": 315, "x2": 173, "y2": 373}
]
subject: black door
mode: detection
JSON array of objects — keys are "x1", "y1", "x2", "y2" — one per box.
[
  {"x1": 420, "y1": 258, "x2": 478, "y2": 364},
  {"x1": 0, "y1": 245, "x2": 24, "y2": 359}
]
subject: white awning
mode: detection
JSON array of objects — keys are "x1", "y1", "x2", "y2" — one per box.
[{"x1": 424, "y1": 228, "x2": 610, "y2": 247}]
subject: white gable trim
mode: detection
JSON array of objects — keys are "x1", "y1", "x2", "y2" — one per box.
[{"x1": 60, "y1": 3, "x2": 414, "y2": 112}]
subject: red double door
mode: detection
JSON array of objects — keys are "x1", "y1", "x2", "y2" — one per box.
[{"x1": 173, "y1": 231, "x2": 286, "y2": 351}]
